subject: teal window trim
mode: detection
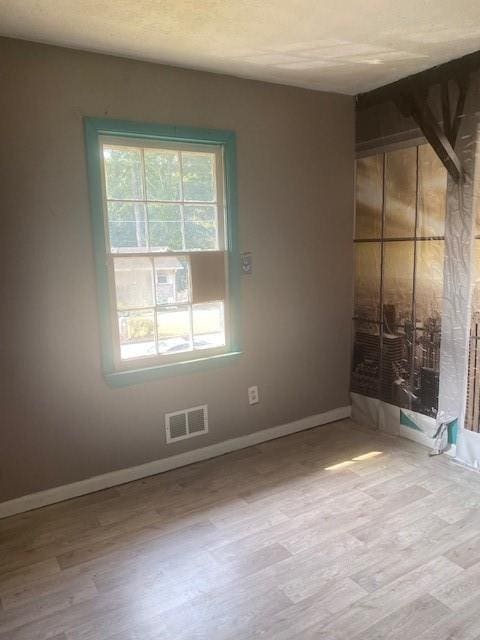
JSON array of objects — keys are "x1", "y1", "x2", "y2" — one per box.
[{"x1": 84, "y1": 117, "x2": 242, "y2": 386}]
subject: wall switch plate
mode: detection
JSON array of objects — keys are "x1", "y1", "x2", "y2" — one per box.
[
  {"x1": 241, "y1": 252, "x2": 253, "y2": 275},
  {"x1": 248, "y1": 385, "x2": 259, "y2": 405}
]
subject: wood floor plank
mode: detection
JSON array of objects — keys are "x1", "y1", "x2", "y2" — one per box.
[
  {"x1": 0, "y1": 559, "x2": 61, "y2": 593},
  {"x1": 416, "y1": 592, "x2": 480, "y2": 640},
  {"x1": 0, "y1": 574, "x2": 97, "y2": 612},
  {"x1": 431, "y1": 557, "x2": 480, "y2": 610},
  {"x1": 0, "y1": 576, "x2": 97, "y2": 635},
  {"x1": 444, "y1": 533, "x2": 480, "y2": 570},
  {"x1": 350, "y1": 594, "x2": 451, "y2": 640},
  {"x1": 306, "y1": 555, "x2": 463, "y2": 640},
  {"x1": 350, "y1": 508, "x2": 480, "y2": 593}
]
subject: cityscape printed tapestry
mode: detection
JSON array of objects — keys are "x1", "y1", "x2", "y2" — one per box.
[{"x1": 352, "y1": 144, "x2": 446, "y2": 418}]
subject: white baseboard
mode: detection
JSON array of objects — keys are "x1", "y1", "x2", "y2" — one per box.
[{"x1": 0, "y1": 405, "x2": 351, "y2": 519}]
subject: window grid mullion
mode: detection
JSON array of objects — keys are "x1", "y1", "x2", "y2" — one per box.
[
  {"x1": 188, "y1": 304, "x2": 194, "y2": 351},
  {"x1": 178, "y1": 151, "x2": 187, "y2": 251},
  {"x1": 106, "y1": 197, "x2": 218, "y2": 206},
  {"x1": 150, "y1": 256, "x2": 160, "y2": 354},
  {"x1": 111, "y1": 251, "x2": 205, "y2": 260},
  {"x1": 111, "y1": 251, "x2": 223, "y2": 261},
  {"x1": 184, "y1": 252, "x2": 193, "y2": 348},
  {"x1": 140, "y1": 148, "x2": 151, "y2": 251},
  {"x1": 117, "y1": 303, "x2": 194, "y2": 313}
]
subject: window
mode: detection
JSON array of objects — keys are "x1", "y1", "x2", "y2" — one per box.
[
  {"x1": 85, "y1": 119, "x2": 241, "y2": 386},
  {"x1": 352, "y1": 144, "x2": 446, "y2": 418}
]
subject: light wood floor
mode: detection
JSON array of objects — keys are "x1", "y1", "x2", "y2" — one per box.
[{"x1": 2, "y1": 419, "x2": 480, "y2": 639}]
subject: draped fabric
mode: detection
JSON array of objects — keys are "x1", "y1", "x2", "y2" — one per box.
[{"x1": 446, "y1": 80, "x2": 480, "y2": 467}]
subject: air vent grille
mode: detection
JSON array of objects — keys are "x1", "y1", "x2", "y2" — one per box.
[
  {"x1": 169, "y1": 413, "x2": 187, "y2": 439},
  {"x1": 165, "y1": 405, "x2": 208, "y2": 443},
  {"x1": 187, "y1": 408, "x2": 207, "y2": 433}
]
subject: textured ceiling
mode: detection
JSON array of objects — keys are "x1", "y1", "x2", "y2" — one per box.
[{"x1": 2, "y1": 0, "x2": 480, "y2": 94}]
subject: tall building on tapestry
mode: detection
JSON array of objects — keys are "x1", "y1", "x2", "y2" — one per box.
[
  {"x1": 351, "y1": 331, "x2": 380, "y2": 398},
  {"x1": 351, "y1": 144, "x2": 447, "y2": 418},
  {"x1": 381, "y1": 333, "x2": 403, "y2": 403}
]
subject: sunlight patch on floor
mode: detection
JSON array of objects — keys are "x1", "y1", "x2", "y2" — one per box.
[{"x1": 325, "y1": 451, "x2": 383, "y2": 470}]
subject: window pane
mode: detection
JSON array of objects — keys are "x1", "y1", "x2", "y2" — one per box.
[
  {"x1": 380, "y1": 241, "x2": 414, "y2": 407},
  {"x1": 384, "y1": 147, "x2": 416, "y2": 238},
  {"x1": 182, "y1": 152, "x2": 216, "y2": 202},
  {"x1": 353, "y1": 242, "x2": 382, "y2": 400},
  {"x1": 103, "y1": 146, "x2": 143, "y2": 200},
  {"x1": 351, "y1": 318, "x2": 380, "y2": 399},
  {"x1": 412, "y1": 240, "x2": 443, "y2": 417},
  {"x1": 157, "y1": 306, "x2": 192, "y2": 354},
  {"x1": 193, "y1": 302, "x2": 225, "y2": 350},
  {"x1": 415, "y1": 240, "x2": 444, "y2": 324},
  {"x1": 113, "y1": 257, "x2": 154, "y2": 309},
  {"x1": 355, "y1": 155, "x2": 383, "y2": 240},
  {"x1": 412, "y1": 326, "x2": 440, "y2": 417},
  {"x1": 184, "y1": 205, "x2": 218, "y2": 250},
  {"x1": 118, "y1": 309, "x2": 155, "y2": 360},
  {"x1": 417, "y1": 144, "x2": 447, "y2": 238},
  {"x1": 383, "y1": 241, "x2": 414, "y2": 332},
  {"x1": 354, "y1": 242, "x2": 381, "y2": 321},
  {"x1": 108, "y1": 202, "x2": 147, "y2": 252},
  {"x1": 381, "y1": 328, "x2": 412, "y2": 407},
  {"x1": 144, "y1": 149, "x2": 181, "y2": 201},
  {"x1": 154, "y1": 256, "x2": 190, "y2": 305},
  {"x1": 148, "y1": 204, "x2": 183, "y2": 251}
]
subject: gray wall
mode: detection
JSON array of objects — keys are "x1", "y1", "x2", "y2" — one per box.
[{"x1": 0, "y1": 37, "x2": 354, "y2": 502}]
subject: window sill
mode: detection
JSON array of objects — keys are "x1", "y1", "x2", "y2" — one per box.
[{"x1": 105, "y1": 350, "x2": 243, "y2": 388}]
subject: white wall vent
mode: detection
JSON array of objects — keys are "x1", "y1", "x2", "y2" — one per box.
[{"x1": 165, "y1": 405, "x2": 208, "y2": 443}]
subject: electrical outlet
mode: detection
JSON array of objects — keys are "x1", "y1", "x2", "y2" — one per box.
[{"x1": 248, "y1": 385, "x2": 259, "y2": 405}]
